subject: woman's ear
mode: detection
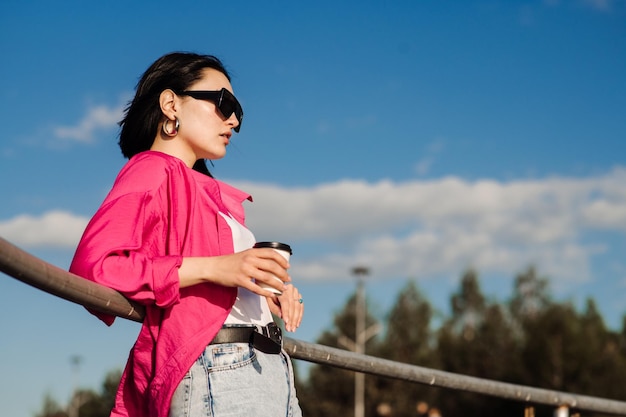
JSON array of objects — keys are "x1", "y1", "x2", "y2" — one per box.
[{"x1": 159, "y1": 89, "x2": 178, "y2": 119}]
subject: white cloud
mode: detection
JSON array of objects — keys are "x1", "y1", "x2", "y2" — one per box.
[
  {"x1": 0, "y1": 211, "x2": 89, "y2": 248},
  {"x1": 53, "y1": 103, "x2": 124, "y2": 143},
  {"x1": 236, "y1": 167, "x2": 626, "y2": 284},
  {"x1": 2, "y1": 168, "x2": 625, "y2": 288}
]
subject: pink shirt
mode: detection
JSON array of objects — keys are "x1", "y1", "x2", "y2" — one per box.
[{"x1": 69, "y1": 151, "x2": 252, "y2": 417}]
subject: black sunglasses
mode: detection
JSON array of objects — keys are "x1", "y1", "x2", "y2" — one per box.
[{"x1": 178, "y1": 88, "x2": 244, "y2": 132}]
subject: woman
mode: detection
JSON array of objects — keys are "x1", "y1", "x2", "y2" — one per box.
[{"x1": 70, "y1": 52, "x2": 304, "y2": 417}]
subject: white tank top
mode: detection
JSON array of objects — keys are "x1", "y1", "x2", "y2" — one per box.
[{"x1": 219, "y1": 212, "x2": 274, "y2": 326}]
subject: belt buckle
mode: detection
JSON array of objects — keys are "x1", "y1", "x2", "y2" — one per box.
[
  {"x1": 252, "y1": 323, "x2": 282, "y2": 354},
  {"x1": 265, "y1": 322, "x2": 283, "y2": 346}
]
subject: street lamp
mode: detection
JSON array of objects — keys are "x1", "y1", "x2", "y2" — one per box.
[
  {"x1": 352, "y1": 266, "x2": 371, "y2": 417},
  {"x1": 337, "y1": 267, "x2": 379, "y2": 417}
]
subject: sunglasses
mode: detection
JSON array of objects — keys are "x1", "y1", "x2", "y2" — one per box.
[{"x1": 178, "y1": 88, "x2": 244, "y2": 132}]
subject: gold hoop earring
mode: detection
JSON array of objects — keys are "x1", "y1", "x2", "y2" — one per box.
[{"x1": 162, "y1": 117, "x2": 179, "y2": 137}]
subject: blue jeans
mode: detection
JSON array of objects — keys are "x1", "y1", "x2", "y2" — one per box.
[{"x1": 169, "y1": 342, "x2": 302, "y2": 417}]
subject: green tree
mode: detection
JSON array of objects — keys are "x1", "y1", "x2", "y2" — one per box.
[
  {"x1": 437, "y1": 269, "x2": 524, "y2": 416},
  {"x1": 510, "y1": 266, "x2": 551, "y2": 322},
  {"x1": 34, "y1": 393, "x2": 66, "y2": 417},
  {"x1": 520, "y1": 301, "x2": 578, "y2": 390},
  {"x1": 35, "y1": 370, "x2": 121, "y2": 417},
  {"x1": 449, "y1": 269, "x2": 487, "y2": 341},
  {"x1": 99, "y1": 369, "x2": 121, "y2": 414},
  {"x1": 528, "y1": 299, "x2": 626, "y2": 404},
  {"x1": 373, "y1": 280, "x2": 441, "y2": 416}
]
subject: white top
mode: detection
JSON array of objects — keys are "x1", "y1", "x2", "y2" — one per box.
[{"x1": 219, "y1": 212, "x2": 274, "y2": 326}]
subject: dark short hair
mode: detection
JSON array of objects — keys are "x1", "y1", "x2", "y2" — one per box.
[{"x1": 118, "y1": 52, "x2": 231, "y2": 167}]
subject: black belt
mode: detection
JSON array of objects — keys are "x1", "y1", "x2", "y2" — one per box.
[{"x1": 210, "y1": 323, "x2": 283, "y2": 354}]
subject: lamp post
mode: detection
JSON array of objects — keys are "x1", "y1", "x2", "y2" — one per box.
[
  {"x1": 337, "y1": 267, "x2": 379, "y2": 417},
  {"x1": 352, "y1": 266, "x2": 369, "y2": 417}
]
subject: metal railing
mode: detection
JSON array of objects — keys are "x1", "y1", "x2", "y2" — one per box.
[{"x1": 2, "y1": 236, "x2": 626, "y2": 416}]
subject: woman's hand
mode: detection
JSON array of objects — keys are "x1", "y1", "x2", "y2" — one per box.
[
  {"x1": 267, "y1": 284, "x2": 304, "y2": 332},
  {"x1": 178, "y1": 248, "x2": 291, "y2": 297}
]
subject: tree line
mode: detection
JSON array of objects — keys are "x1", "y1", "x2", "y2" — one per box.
[{"x1": 36, "y1": 267, "x2": 626, "y2": 417}]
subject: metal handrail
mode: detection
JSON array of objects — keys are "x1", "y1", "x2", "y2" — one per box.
[{"x1": 2, "y1": 236, "x2": 626, "y2": 415}]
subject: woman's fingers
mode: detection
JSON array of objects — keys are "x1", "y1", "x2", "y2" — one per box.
[{"x1": 275, "y1": 285, "x2": 304, "y2": 332}]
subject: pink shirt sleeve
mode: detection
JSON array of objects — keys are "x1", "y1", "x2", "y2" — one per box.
[{"x1": 70, "y1": 190, "x2": 181, "y2": 325}]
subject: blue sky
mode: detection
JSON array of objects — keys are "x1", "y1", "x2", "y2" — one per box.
[{"x1": 1, "y1": 1, "x2": 625, "y2": 416}]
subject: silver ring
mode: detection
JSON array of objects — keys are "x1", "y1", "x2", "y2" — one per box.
[{"x1": 298, "y1": 298, "x2": 303, "y2": 304}]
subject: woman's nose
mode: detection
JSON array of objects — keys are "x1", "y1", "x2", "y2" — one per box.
[{"x1": 227, "y1": 113, "x2": 240, "y2": 131}]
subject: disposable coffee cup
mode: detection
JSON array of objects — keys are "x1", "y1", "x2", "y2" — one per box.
[{"x1": 253, "y1": 241, "x2": 292, "y2": 295}]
